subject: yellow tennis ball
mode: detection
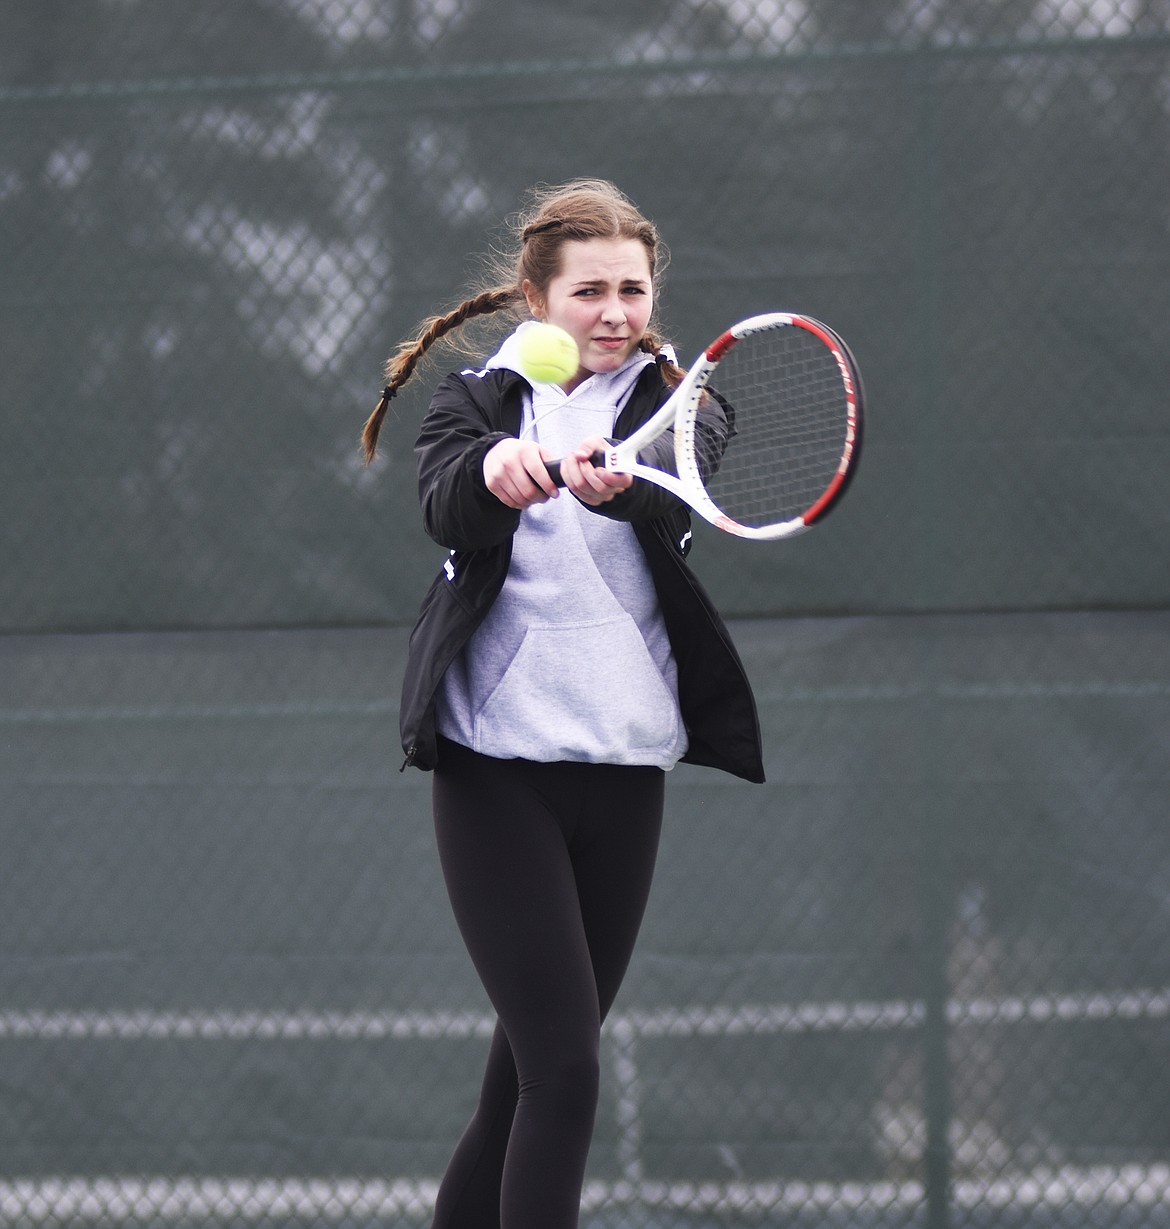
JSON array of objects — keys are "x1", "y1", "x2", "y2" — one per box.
[{"x1": 517, "y1": 323, "x2": 580, "y2": 385}]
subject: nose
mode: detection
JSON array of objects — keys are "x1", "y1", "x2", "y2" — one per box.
[{"x1": 599, "y1": 294, "x2": 627, "y2": 327}]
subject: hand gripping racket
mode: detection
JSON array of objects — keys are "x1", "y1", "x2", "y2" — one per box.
[{"x1": 546, "y1": 313, "x2": 863, "y2": 540}]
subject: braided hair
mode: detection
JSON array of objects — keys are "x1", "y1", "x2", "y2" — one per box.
[{"x1": 361, "y1": 179, "x2": 683, "y2": 463}]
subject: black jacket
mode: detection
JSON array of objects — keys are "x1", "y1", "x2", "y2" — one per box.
[{"x1": 399, "y1": 362, "x2": 765, "y2": 783}]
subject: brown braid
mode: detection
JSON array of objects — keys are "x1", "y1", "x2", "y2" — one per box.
[
  {"x1": 639, "y1": 334, "x2": 686, "y2": 390},
  {"x1": 361, "y1": 287, "x2": 520, "y2": 463}
]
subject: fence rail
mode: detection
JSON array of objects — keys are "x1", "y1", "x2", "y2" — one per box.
[{"x1": 4, "y1": 988, "x2": 1168, "y2": 1207}]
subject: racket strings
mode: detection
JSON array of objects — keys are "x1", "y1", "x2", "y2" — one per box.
[{"x1": 699, "y1": 327, "x2": 854, "y2": 528}]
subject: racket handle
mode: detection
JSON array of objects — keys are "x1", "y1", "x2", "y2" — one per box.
[{"x1": 544, "y1": 449, "x2": 606, "y2": 488}]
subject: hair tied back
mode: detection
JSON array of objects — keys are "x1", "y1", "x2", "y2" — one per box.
[{"x1": 522, "y1": 217, "x2": 564, "y2": 241}]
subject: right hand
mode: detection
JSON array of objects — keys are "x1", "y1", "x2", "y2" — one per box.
[
  {"x1": 555, "y1": 435, "x2": 634, "y2": 506},
  {"x1": 482, "y1": 438, "x2": 560, "y2": 510}
]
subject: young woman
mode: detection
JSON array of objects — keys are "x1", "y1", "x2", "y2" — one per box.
[{"x1": 364, "y1": 179, "x2": 763, "y2": 1229}]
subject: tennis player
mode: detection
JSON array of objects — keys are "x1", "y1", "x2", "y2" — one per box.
[{"x1": 365, "y1": 178, "x2": 763, "y2": 1229}]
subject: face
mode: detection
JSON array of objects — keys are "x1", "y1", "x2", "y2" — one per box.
[{"x1": 524, "y1": 237, "x2": 654, "y2": 391}]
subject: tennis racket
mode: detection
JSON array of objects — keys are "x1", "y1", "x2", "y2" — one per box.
[{"x1": 545, "y1": 313, "x2": 863, "y2": 540}]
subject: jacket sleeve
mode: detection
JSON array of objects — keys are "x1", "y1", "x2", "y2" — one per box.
[{"x1": 415, "y1": 373, "x2": 522, "y2": 551}]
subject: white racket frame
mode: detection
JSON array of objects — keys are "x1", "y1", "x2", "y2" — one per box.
[{"x1": 604, "y1": 312, "x2": 861, "y2": 540}]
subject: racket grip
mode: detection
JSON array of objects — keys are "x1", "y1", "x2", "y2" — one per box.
[{"x1": 544, "y1": 449, "x2": 606, "y2": 488}]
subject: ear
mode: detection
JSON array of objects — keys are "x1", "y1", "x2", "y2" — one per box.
[{"x1": 521, "y1": 279, "x2": 545, "y2": 321}]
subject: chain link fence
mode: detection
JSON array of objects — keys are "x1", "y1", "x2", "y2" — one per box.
[{"x1": 3, "y1": 2, "x2": 1170, "y2": 1227}]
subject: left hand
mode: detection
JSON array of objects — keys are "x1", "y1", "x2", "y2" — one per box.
[{"x1": 557, "y1": 435, "x2": 634, "y2": 506}]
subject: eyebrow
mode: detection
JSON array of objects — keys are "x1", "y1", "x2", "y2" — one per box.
[{"x1": 570, "y1": 275, "x2": 651, "y2": 288}]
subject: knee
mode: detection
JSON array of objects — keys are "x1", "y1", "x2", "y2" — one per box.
[{"x1": 522, "y1": 1050, "x2": 600, "y2": 1127}]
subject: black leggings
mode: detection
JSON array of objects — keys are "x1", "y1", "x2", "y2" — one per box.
[{"x1": 431, "y1": 737, "x2": 665, "y2": 1229}]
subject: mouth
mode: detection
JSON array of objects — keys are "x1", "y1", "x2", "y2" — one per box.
[{"x1": 593, "y1": 336, "x2": 629, "y2": 351}]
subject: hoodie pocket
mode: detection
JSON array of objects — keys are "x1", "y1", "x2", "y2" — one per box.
[{"x1": 472, "y1": 613, "x2": 683, "y2": 765}]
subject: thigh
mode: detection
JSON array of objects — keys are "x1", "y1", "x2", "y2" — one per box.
[
  {"x1": 432, "y1": 742, "x2": 601, "y2": 1054},
  {"x1": 568, "y1": 762, "x2": 665, "y2": 1018}
]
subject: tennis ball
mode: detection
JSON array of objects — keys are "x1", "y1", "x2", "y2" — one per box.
[{"x1": 517, "y1": 323, "x2": 580, "y2": 385}]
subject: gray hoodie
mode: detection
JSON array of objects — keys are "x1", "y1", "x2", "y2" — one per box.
[{"x1": 434, "y1": 323, "x2": 688, "y2": 769}]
